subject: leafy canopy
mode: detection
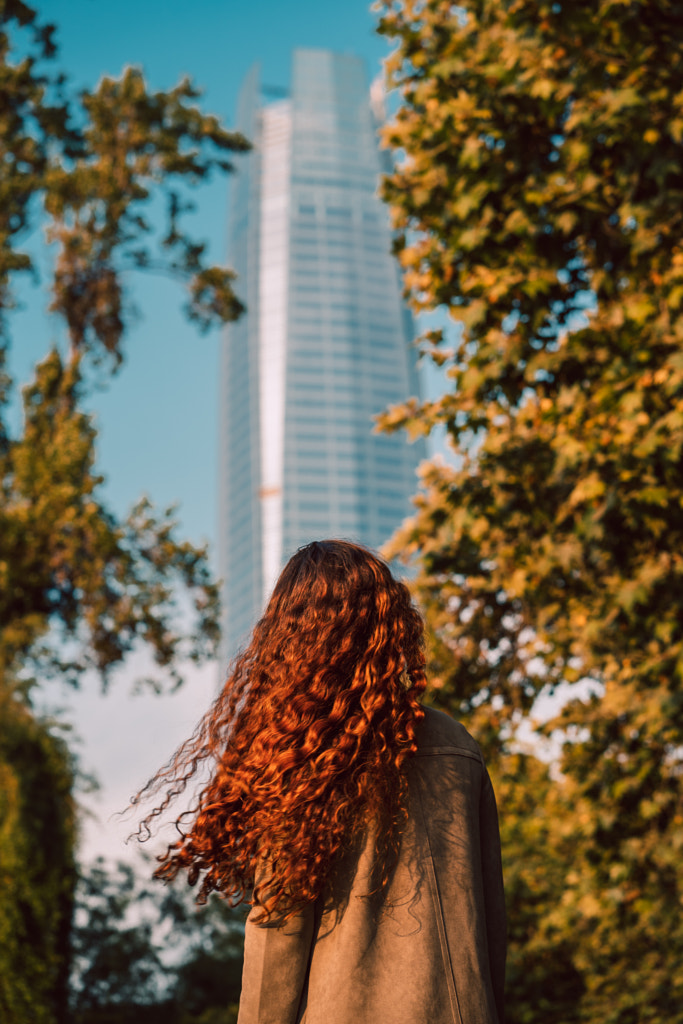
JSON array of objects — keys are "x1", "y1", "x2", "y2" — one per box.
[
  {"x1": 0, "y1": 687, "x2": 75, "y2": 1024},
  {"x1": 1, "y1": 4, "x2": 250, "y2": 1019},
  {"x1": 70, "y1": 857, "x2": 244, "y2": 1024},
  {"x1": 377, "y1": 1, "x2": 683, "y2": 1021},
  {"x1": 0, "y1": 0, "x2": 249, "y2": 358},
  {"x1": 0, "y1": 0, "x2": 249, "y2": 694}
]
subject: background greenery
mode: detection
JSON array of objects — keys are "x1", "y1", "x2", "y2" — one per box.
[
  {"x1": 0, "y1": 689, "x2": 75, "y2": 1023},
  {"x1": 377, "y1": 0, "x2": 683, "y2": 1021},
  {"x1": 0, "y1": 1, "x2": 245, "y2": 1019}
]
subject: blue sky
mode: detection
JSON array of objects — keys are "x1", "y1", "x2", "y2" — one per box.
[{"x1": 11, "y1": 0, "x2": 443, "y2": 864}]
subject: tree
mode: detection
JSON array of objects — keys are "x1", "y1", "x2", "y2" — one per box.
[
  {"x1": 70, "y1": 860, "x2": 164, "y2": 1019},
  {"x1": 0, "y1": 3, "x2": 249, "y2": 1018},
  {"x1": 0, "y1": 687, "x2": 75, "y2": 1024},
  {"x1": 377, "y1": 1, "x2": 683, "y2": 1021},
  {"x1": 1, "y1": 0, "x2": 250, "y2": 695},
  {"x1": 70, "y1": 857, "x2": 244, "y2": 1024}
]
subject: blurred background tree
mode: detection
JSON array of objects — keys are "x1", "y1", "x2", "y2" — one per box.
[
  {"x1": 0, "y1": 2, "x2": 249, "y2": 1019},
  {"x1": 69, "y1": 859, "x2": 244, "y2": 1024},
  {"x1": 0, "y1": 688, "x2": 75, "y2": 1024},
  {"x1": 377, "y1": 0, "x2": 683, "y2": 1021}
]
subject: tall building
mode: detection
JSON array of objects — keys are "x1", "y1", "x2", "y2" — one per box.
[{"x1": 218, "y1": 49, "x2": 424, "y2": 660}]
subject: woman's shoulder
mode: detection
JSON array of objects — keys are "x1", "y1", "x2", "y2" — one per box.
[{"x1": 413, "y1": 705, "x2": 483, "y2": 762}]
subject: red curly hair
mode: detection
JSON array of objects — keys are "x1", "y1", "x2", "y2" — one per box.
[{"x1": 133, "y1": 539, "x2": 426, "y2": 919}]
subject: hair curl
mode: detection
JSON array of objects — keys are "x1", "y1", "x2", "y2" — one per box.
[{"x1": 132, "y1": 539, "x2": 426, "y2": 920}]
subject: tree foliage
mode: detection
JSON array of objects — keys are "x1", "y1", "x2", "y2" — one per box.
[
  {"x1": 70, "y1": 858, "x2": 244, "y2": 1024},
  {"x1": 0, "y1": 686, "x2": 75, "y2": 1024},
  {"x1": 0, "y1": 3, "x2": 249, "y2": 1020},
  {"x1": 0, "y1": 0, "x2": 248, "y2": 693},
  {"x1": 1, "y1": 348, "x2": 221, "y2": 692},
  {"x1": 0, "y1": 0, "x2": 249, "y2": 359},
  {"x1": 377, "y1": 1, "x2": 683, "y2": 1021}
]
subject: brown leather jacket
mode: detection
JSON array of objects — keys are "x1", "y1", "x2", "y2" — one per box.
[{"x1": 237, "y1": 707, "x2": 506, "y2": 1024}]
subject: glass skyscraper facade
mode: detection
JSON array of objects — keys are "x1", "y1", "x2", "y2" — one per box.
[{"x1": 218, "y1": 49, "x2": 425, "y2": 660}]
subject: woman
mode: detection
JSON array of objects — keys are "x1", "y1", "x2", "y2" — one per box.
[{"x1": 135, "y1": 540, "x2": 506, "y2": 1024}]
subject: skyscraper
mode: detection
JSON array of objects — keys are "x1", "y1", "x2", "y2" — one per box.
[{"x1": 218, "y1": 49, "x2": 424, "y2": 660}]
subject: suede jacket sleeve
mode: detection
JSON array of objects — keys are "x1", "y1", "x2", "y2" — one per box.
[{"x1": 237, "y1": 900, "x2": 315, "y2": 1024}]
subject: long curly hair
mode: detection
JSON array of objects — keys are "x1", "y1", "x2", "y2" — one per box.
[{"x1": 133, "y1": 539, "x2": 426, "y2": 920}]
